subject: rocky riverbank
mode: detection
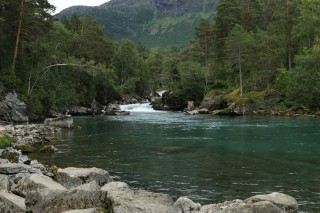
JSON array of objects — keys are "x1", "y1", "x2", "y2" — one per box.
[
  {"x1": 0, "y1": 147, "x2": 299, "y2": 213},
  {"x1": 0, "y1": 122, "x2": 300, "y2": 213}
]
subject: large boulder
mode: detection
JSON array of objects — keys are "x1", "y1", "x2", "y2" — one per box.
[
  {"x1": 104, "y1": 110, "x2": 130, "y2": 116},
  {"x1": 0, "y1": 163, "x2": 33, "y2": 175},
  {"x1": 0, "y1": 191, "x2": 26, "y2": 213},
  {"x1": 160, "y1": 91, "x2": 186, "y2": 111},
  {"x1": 0, "y1": 147, "x2": 30, "y2": 164},
  {"x1": 2, "y1": 124, "x2": 61, "y2": 146},
  {"x1": 0, "y1": 174, "x2": 9, "y2": 192},
  {"x1": 174, "y1": 197, "x2": 201, "y2": 213},
  {"x1": 200, "y1": 94, "x2": 227, "y2": 111},
  {"x1": 62, "y1": 208, "x2": 100, "y2": 213},
  {"x1": 0, "y1": 92, "x2": 28, "y2": 123},
  {"x1": 44, "y1": 115, "x2": 73, "y2": 128},
  {"x1": 103, "y1": 182, "x2": 179, "y2": 213},
  {"x1": 198, "y1": 199, "x2": 248, "y2": 213},
  {"x1": 245, "y1": 192, "x2": 298, "y2": 213},
  {"x1": 13, "y1": 174, "x2": 67, "y2": 196},
  {"x1": 56, "y1": 167, "x2": 113, "y2": 189},
  {"x1": 198, "y1": 193, "x2": 296, "y2": 213},
  {"x1": 101, "y1": 181, "x2": 129, "y2": 192},
  {"x1": 25, "y1": 182, "x2": 108, "y2": 213}
]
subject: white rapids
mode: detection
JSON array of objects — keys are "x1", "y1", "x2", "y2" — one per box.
[{"x1": 120, "y1": 103, "x2": 155, "y2": 112}]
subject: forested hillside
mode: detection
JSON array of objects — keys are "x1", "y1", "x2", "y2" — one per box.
[
  {"x1": 56, "y1": 0, "x2": 218, "y2": 48},
  {"x1": 1, "y1": 0, "x2": 320, "y2": 119}
]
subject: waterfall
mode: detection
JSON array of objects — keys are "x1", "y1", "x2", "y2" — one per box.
[
  {"x1": 120, "y1": 103, "x2": 155, "y2": 112},
  {"x1": 157, "y1": 90, "x2": 167, "y2": 97}
]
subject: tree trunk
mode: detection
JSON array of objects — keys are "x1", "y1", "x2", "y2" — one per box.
[
  {"x1": 238, "y1": 50, "x2": 243, "y2": 97},
  {"x1": 12, "y1": 0, "x2": 24, "y2": 73}
]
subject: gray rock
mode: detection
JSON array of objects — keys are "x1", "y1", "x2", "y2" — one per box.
[
  {"x1": 56, "y1": 167, "x2": 113, "y2": 188},
  {"x1": 0, "y1": 147, "x2": 30, "y2": 164},
  {"x1": 14, "y1": 174, "x2": 67, "y2": 196},
  {"x1": 0, "y1": 174, "x2": 9, "y2": 192},
  {"x1": 200, "y1": 94, "x2": 227, "y2": 111},
  {"x1": 0, "y1": 191, "x2": 26, "y2": 213},
  {"x1": 0, "y1": 92, "x2": 29, "y2": 123},
  {"x1": 104, "y1": 110, "x2": 130, "y2": 116},
  {"x1": 0, "y1": 158, "x2": 9, "y2": 164},
  {"x1": 75, "y1": 181, "x2": 100, "y2": 191},
  {"x1": 199, "y1": 199, "x2": 247, "y2": 213},
  {"x1": 40, "y1": 145, "x2": 56, "y2": 153},
  {"x1": 44, "y1": 115, "x2": 73, "y2": 128},
  {"x1": 187, "y1": 101, "x2": 195, "y2": 111},
  {"x1": 245, "y1": 192, "x2": 298, "y2": 213},
  {"x1": 185, "y1": 110, "x2": 199, "y2": 115},
  {"x1": 62, "y1": 208, "x2": 100, "y2": 213},
  {"x1": 106, "y1": 188, "x2": 179, "y2": 213},
  {"x1": 106, "y1": 104, "x2": 121, "y2": 112},
  {"x1": 30, "y1": 160, "x2": 48, "y2": 174},
  {"x1": 252, "y1": 201, "x2": 286, "y2": 213},
  {"x1": 101, "y1": 181, "x2": 129, "y2": 192},
  {"x1": 0, "y1": 163, "x2": 31, "y2": 174},
  {"x1": 9, "y1": 173, "x2": 29, "y2": 184},
  {"x1": 1, "y1": 124, "x2": 61, "y2": 146},
  {"x1": 174, "y1": 197, "x2": 201, "y2": 213},
  {"x1": 65, "y1": 106, "x2": 90, "y2": 115},
  {"x1": 25, "y1": 186, "x2": 107, "y2": 213}
]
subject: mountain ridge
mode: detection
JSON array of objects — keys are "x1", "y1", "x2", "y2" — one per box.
[{"x1": 56, "y1": 0, "x2": 218, "y2": 48}]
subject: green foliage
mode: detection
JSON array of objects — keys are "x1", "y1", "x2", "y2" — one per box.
[
  {"x1": 224, "y1": 89, "x2": 266, "y2": 107},
  {"x1": 293, "y1": 0, "x2": 320, "y2": 49},
  {"x1": 0, "y1": 135, "x2": 12, "y2": 149},
  {"x1": 2, "y1": 0, "x2": 320, "y2": 115},
  {"x1": 287, "y1": 41, "x2": 320, "y2": 106},
  {"x1": 275, "y1": 68, "x2": 290, "y2": 95},
  {"x1": 224, "y1": 24, "x2": 255, "y2": 96}
]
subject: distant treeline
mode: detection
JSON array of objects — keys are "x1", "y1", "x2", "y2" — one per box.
[{"x1": 0, "y1": 0, "x2": 319, "y2": 114}]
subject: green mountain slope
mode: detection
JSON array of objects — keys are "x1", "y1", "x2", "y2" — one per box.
[{"x1": 55, "y1": 0, "x2": 218, "y2": 48}]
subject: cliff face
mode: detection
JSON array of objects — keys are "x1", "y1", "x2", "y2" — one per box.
[{"x1": 55, "y1": 0, "x2": 218, "y2": 48}]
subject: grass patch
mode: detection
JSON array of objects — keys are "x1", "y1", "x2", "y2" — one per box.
[{"x1": 0, "y1": 135, "x2": 12, "y2": 149}]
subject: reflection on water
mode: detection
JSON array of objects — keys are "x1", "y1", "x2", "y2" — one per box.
[{"x1": 32, "y1": 111, "x2": 320, "y2": 212}]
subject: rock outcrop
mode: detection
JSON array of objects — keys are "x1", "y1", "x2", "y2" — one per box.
[
  {"x1": 102, "y1": 181, "x2": 179, "y2": 213},
  {"x1": 56, "y1": 167, "x2": 113, "y2": 188},
  {"x1": 44, "y1": 115, "x2": 73, "y2": 128},
  {"x1": 25, "y1": 183, "x2": 107, "y2": 213},
  {"x1": 0, "y1": 147, "x2": 300, "y2": 213},
  {"x1": 14, "y1": 174, "x2": 67, "y2": 196},
  {"x1": 0, "y1": 92, "x2": 29, "y2": 123},
  {"x1": 0, "y1": 124, "x2": 60, "y2": 146}
]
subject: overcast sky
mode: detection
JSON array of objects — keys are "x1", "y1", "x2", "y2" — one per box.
[{"x1": 48, "y1": 0, "x2": 110, "y2": 14}]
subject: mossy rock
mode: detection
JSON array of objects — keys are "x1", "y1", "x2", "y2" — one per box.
[
  {"x1": 14, "y1": 145, "x2": 36, "y2": 154},
  {"x1": 40, "y1": 145, "x2": 56, "y2": 153},
  {"x1": 0, "y1": 148, "x2": 19, "y2": 163},
  {"x1": 212, "y1": 108, "x2": 230, "y2": 115},
  {"x1": 44, "y1": 137, "x2": 63, "y2": 142},
  {"x1": 49, "y1": 165, "x2": 59, "y2": 175},
  {"x1": 96, "y1": 208, "x2": 108, "y2": 213},
  {"x1": 224, "y1": 89, "x2": 266, "y2": 105}
]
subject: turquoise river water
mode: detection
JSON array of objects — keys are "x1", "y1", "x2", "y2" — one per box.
[{"x1": 33, "y1": 105, "x2": 320, "y2": 212}]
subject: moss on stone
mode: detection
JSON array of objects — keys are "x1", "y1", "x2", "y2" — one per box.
[
  {"x1": 40, "y1": 145, "x2": 55, "y2": 153},
  {"x1": 44, "y1": 137, "x2": 63, "y2": 142},
  {"x1": 14, "y1": 145, "x2": 36, "y2": 154},
  {"x1": 0, "y1": 135, "x2": 12, "y2": 149},
  {"x1": 224, "y1": 89, "x2": 266, "y2": 106}
]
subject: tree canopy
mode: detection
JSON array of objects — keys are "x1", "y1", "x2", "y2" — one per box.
[{"x1": 1, "y1": 0, "x2": 320, "y2": 115}]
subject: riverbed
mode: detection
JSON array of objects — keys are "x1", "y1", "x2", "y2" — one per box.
[{"x1": 31, "y1": 105, "x2": 320, "y2": 212}]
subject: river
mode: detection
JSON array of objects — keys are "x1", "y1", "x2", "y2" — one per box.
[{"x1": 32, "y1": 104, "x2": 320, "y2": 212}]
